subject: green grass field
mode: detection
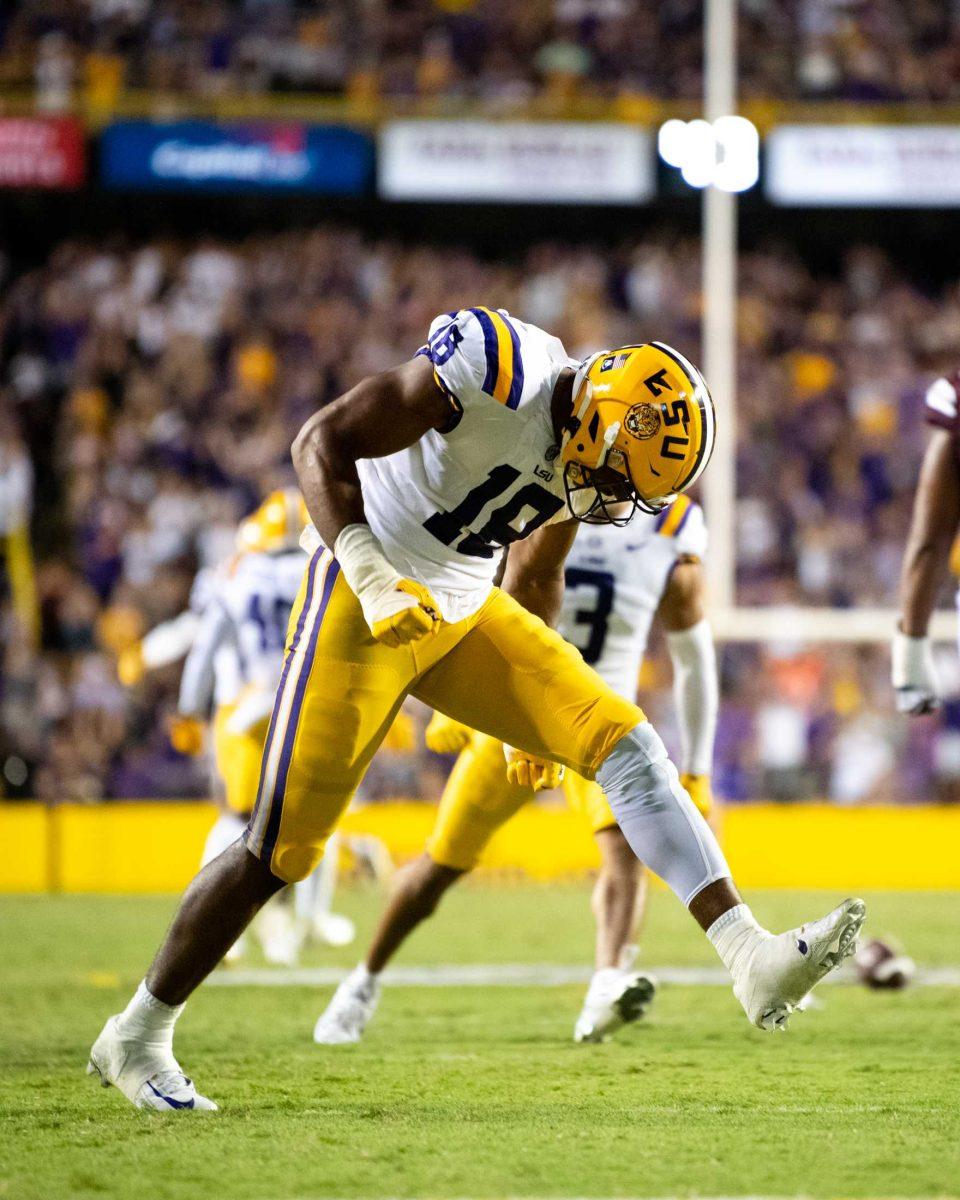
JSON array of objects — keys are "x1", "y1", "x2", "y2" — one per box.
[{"x1": 2, "y1": 885, "x2": 959, "y2": 1200}]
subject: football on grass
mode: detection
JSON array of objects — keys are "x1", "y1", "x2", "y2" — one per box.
[{"x1": 854, "y1": 938, "x2": 916, "y2": 990}]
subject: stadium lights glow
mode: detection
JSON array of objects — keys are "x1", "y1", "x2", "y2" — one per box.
[{"x1": 658, "y1": 115, "x2": 759, "y2": 193}]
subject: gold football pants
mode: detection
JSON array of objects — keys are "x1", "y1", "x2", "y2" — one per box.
[
  {"x1": 427, "y1": 729, "x2": 615, "y2": 872},
  {"x1": 244, "y1": 549, "x2": 641, "y2": 882}
]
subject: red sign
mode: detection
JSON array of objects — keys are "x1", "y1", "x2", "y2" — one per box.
[{"x1": 0, "y1": 117, "x2": 86, "y2": 189}]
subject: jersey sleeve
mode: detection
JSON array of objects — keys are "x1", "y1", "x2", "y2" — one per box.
[
  {"x1": 657, "y1": 496, "x2": 707, "y2": 560},
  {"x1": 416, "y1": 308, "x2": 526, "y2": 413},
  {"x1": 925, "y1": 375, "x2": 960, "y2": 434}
]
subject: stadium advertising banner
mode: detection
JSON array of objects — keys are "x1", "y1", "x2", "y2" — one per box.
[
  {"x1": 101, "y1": 121, "x2": 372, "y2": 193},
  {"x1": 0, "y1": 117, "x2": 85, "y2": 190},
  {"x1": 379, "y1": 120, "x2": 653, "y2": 204},
  {"x1": 766, "y1": 125, "x2": 960, "y2": 206}
]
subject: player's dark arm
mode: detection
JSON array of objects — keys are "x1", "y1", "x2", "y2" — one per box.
[
  {"x1": 291, "y1": 356, "x2": 450, "y2": 549},
  {"x1": 899, "y1": 429, "x2": 960, "y2": 637},
  {"x1": 499, "y1": 520, "x2": 578, "y2": 626},
  {"x1": 657, "y1": 557, "x2": 706, "y2": 633}
]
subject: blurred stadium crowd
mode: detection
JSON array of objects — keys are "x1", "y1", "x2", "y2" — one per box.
[
  {"x1": 1, "y1": 0, "x2": 959, "y2": 107},
  {"x1": 2, "y1": 225, "x2": 959, "y2": 806}
]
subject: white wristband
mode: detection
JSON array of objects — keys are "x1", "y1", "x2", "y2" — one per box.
[
  {"x1": 333, "y1": 524, "x2": 403, "y2": 608},
  {"x1": 891, "y1": 630, "x2": 934, "y2": 689}
]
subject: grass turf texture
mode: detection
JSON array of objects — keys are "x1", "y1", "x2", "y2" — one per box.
[{"x1": 1, "y1": 885, "x2": 958, "y2": 1200}]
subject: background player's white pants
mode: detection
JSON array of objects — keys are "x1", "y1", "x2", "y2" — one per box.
[
  {"x1": 201, "y1": 812, "x2": 247, "y2": 868},
  {"x1": 596, "y1": 723, "x2": 730, "y2": 906},
  {"x1": 294, "y1": 833, "x2": 340, "y2": 922}
]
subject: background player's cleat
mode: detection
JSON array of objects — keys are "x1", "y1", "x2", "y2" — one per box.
[
  {"x1": 313, "y1": 967, "x2": 380, "y2": 1045},
  {"x1": 733, "y1": 898, "x2": 866, "y2": 1031},
  {"x1": 87, "y1": 1015, "x2": 217, "y2": 1112},
  {"x1": 574, "y1": 968, "x2": 657, "y2": 1043},
  {"x1": 312, "y1": 911, "x2": 356, "y2": 948}
]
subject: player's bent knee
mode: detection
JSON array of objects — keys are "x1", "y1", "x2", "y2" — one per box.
[{"x1": 243, "y1": 833, "x2": 327, "y2": 885}]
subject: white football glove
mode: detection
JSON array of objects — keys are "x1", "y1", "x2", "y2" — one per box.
[{"x1": 892, "y1": 630, "x2": 940, "y2": 715}]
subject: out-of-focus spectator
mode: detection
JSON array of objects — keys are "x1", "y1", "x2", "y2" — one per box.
[{"x1": 3, "y1": 0, "x2": 958, "y2": 106}]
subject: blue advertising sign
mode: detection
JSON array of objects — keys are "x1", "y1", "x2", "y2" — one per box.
[{"x1": 101, "y1": 121, "x2": 372, "y2": 193}]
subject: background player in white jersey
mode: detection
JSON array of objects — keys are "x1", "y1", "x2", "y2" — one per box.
[
  {"x1": 176, "y1": 489, "x2": 355, "y2": 959},
  {"x1": 90, "y1": 306, "x2": 863, "y2": 1113},
  {"x1": 893, "y1": 370, "x2": 960, "y2": 712},
  {"x1": 315, "y1": 495, "x2": 718, "y2": 1045}
]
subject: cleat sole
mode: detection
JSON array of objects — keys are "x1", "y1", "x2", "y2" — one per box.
[
  {"x1": 86, "y1": 1058, "x2": 111, "y2": 1088},
  {"x1": 817, "y1": 898, "x2": 867, "y2": 973},
  {"x1": 614, "y1": 974, "x2": 657, "y2": 1025}
]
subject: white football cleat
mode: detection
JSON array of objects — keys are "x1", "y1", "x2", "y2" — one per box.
[
  {"x1": 574, "y1": 968, "x2": 657, "y2": 1043},
  {"x1": 313, "y1": 967, "x2": 380, "y2": 1045},
  {"x1": 87, "y1": 1016, "x2": 217, "y2": 1112},
  {"x1": 312, "y1": 911, "x2": 357, "y2": 948},
  {"x1": 733, "y1": 897, "x2": 866, "y2": 1031}
]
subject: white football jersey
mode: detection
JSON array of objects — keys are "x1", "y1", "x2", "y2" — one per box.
[
  {"x1": 179, "y1": 549, "x2": 307, "y2": 716},
  {"x1": 559, "y1": 496, "x2": 708, "y2": 701},
  {"x1": 220, "y1": 549, "x2": 307, "y2": 694},
  {"x1": 352, "y1": 307, "x2": 577, "y2": 622}
]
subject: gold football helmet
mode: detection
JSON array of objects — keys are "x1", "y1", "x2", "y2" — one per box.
[
  {"x1": 236, "y1": 488, "x2": 308, "y2": 554},
  {"x1": 560, "y1": 343, "x2": 716, "y2": 525}
]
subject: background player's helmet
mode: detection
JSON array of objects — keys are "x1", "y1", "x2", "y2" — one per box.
[
  {"x1": 236, "y1": 488, "x2": 308, "y2": 554},
  {"x1": 559, "y1": 342, "x2": 716, "y2": 525}
]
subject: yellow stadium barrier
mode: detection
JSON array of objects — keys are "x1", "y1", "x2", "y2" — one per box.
[{"x1": 1, "y1": 800, "x2": 958, "y2": 893}]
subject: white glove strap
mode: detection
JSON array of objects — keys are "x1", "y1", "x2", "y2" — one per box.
[{"x1": 892, "y1": 630, "x2": 936, "y2": 690}]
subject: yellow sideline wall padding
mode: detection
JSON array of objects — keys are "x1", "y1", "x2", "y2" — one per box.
[{"x1": 1, "y1": 800, "x2": 959, "y2": 893}]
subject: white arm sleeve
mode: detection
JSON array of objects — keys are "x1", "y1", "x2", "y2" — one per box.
[
  {"x1": 177, "y1": 603, "x2": 232, "y2": 718},
  {"x1": 666, "y1": 617, "x2": 719, "y2": 777},
  {"x1": 141, "y1": 611, "x2": 201, "y2": 670}
]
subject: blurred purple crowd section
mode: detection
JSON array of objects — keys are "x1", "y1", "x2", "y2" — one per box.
[
  {"x1": 2, "y1": 227, "x2": 960, "y2": 804},
  {"x1": 2, "y1": 0, "x2": 960, "y2": 109}
]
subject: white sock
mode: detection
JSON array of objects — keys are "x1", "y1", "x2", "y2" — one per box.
[
  {"x1": 117, "y1": 980, "x2": 184, "y2": 1042},
  {"x1": 706, "y1": 904, "x2": 769, "y2": 977},
  {"x1": 353, "y1": 963, "x2": 378, "y2": 985}
]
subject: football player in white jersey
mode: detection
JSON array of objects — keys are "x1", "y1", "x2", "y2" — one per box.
[
  {"x1": 90, "y1": 307, "x2": 864, "y2": 1112},
  {"x1": 893, "y1": 370, "x2": 960, "y2": 712},
  {"x1": 314, "y1": 494, "x2": 718, "y2": 1044},
  {"x1": 175, "y1": 490, "x2": 355, "y2": 959}
]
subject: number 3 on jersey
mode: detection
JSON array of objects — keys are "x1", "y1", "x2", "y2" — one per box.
[
  {"x1": 564, "y1": 567, "x2": 614, "y2": 664},
  {"x1": 423, "y1": 466, "x2": 564, "y2": 559}
]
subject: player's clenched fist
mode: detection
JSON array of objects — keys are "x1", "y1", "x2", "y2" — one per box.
[
  {"x1": 369, "y1": 578, "x2": 441, "y2": 647},
  {"x1": 504, "y1": 746, "x2": 565, "y2": 792},
  {"x1": 334, "y1": 523, "x2": 441, "y2": 648},
  {"x1": 679, "y1": 773, "x2": 713, "y2": 816},
  {"x1": 425, "y1": 711, "x2": 473, "y2": 754}
]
